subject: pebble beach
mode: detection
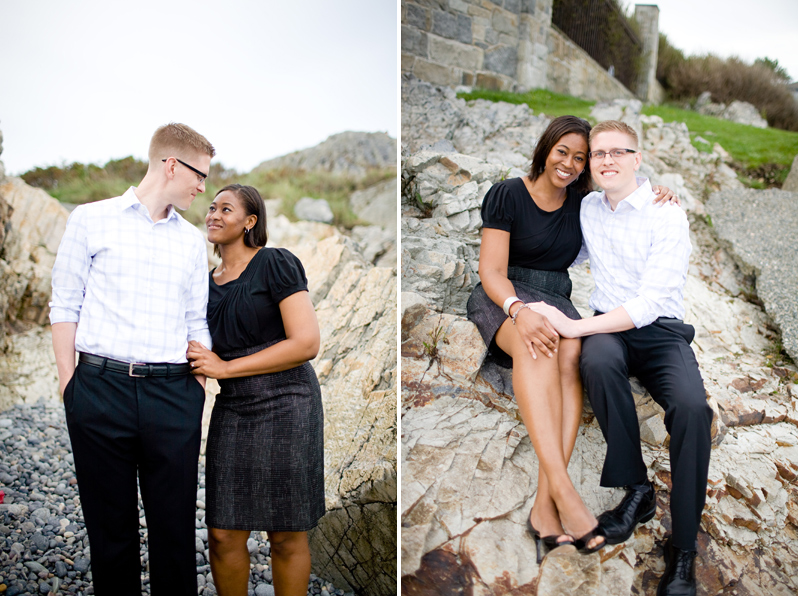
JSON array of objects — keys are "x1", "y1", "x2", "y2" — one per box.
[{"x1": 0, "y1": 400, "x2": 351, "y2": 596}]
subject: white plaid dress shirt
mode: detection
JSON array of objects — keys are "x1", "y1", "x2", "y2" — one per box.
[
  {"x1": 49, "y1": 187, "x2": 212, "y2": 364},
  {"x1": 579, "y1": 178, "x2": 691, "y2": 328}
]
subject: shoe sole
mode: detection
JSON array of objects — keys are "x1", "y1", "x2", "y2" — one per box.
[{"x1": 603, "y1": 503, "x2": 657, "y2": 545}]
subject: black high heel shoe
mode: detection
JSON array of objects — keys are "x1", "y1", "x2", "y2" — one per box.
[
  {"x1": 571, "y1": 525, "x2": 606, "y2": 555},
  {"x1": 527, "y1": 517, "x2": 573, "y2": 564}
]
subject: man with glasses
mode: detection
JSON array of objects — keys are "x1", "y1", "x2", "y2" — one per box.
[
  {"x1": 50, "y1": 123, "x2": 215, "y2": 595},
  {"x1": 529, "y1": 120, "x2": 710, "y2": 596}
]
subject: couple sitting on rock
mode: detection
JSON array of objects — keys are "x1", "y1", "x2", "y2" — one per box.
[{"x1": 467, "y1": 117, "x2": 711, "y2": 596}]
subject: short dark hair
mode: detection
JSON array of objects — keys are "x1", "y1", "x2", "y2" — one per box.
[
  {"x1": 528, "y1": 115, "x2": 593, "y2": 196},
  {"x1": 212, "y1": 184, "x2": 268, "y2": 256}
]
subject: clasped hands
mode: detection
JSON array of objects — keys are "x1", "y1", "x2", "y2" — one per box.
[
  {"x1": 187, "y1": 340, "x2": 228, "y2": 378},
  {"x1": 512, "y1": 302, "x2": 578, "y2": 359}
]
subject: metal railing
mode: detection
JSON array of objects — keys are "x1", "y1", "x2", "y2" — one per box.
[{"x1": 552, "y1": 0, "x2": 643, "y2": 92}]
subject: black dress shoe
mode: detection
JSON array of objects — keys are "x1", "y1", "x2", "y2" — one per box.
[
  {"x1": 657, "y1": 537, "x2": 697, "y2": 596},
  {"x1": 596, "y1": 480, "x2": 656, "y2": 544}
]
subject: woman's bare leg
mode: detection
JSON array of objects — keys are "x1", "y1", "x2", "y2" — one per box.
[
  {"x1": 267, "y1": 531, "x2": 311, "y2": 596},
  {"x1": 495, "y1": 325, "x2": 601, "y2": 547},
  {"x1": 208, "y1": 527, "x2": 251, "y2": 596}
]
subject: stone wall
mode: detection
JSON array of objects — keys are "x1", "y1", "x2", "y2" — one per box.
[
  {"x1": 546, "y1": 26, "x2": 635, "y2": 101},
  {"x1": 401, "y1": 0, "x2": 663, "y2": 103}
]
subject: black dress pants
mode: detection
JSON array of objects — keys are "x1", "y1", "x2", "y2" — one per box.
[
  {"x1": 63, "y1": 361, "x2": 206, "y2": 596},
  {"x1": 580, "y1": 318, "x2": 712, "y2": 551}
]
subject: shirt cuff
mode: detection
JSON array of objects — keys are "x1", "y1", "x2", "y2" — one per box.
[
  {"x1": 621, "y1": 296, "x2": 657, "y2": 329},
  {"x1": 188, "y1": 330, "x2": 213, "y2": 351},
  {"x1": 48, "y1": 307, "x2": 80, "y2": 325}
]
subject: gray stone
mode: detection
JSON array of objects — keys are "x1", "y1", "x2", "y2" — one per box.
[
  {"x1": 782, "y1": 154, "x2": 798, "y2": 192},
  {"x1": 25, "y1": 561, "x2": 48, "y2": 574},
  {"x1": 431, "y1": 10, "x2": 472, "y2": 44},
  {"x1": 350, "y1": 178, "x2": 397, "y2": 230},
  {"x1": 247, "y1": 537, "x2": 259, "y2": 554},
  {"x1": 405, "y1": 3, "x2": 428, "y2": 30},
  {"x1": 32, "y1": 532, "x2": 48, "y2": 551},
  {"x1": 73, "y1": 557, "x2": 90, "y2": 574},
  {"x1": 520, "y1": 0, "x2": 538, "y2": 13},
  {"x1": 723, "y1": 101, "x2": 767, "y2": 129},
  {"x1": 705, "y1": 188, "x2": 798, "y2": 363},
  {"x1": 401, "y1": 25, "x2": 428, "y2": 56},
  {"x1": 255, "y1": 585, "x2": 275, "y2": 596},
  {"x1": 504, "y1": 0, "x2": 522, "y2": 14},
  {"x1": 483, "y1": 44, "x2": 518, "y2": 78},
  {"x1": 294, "y1": 197, "x2": 334, "y2": 224}
]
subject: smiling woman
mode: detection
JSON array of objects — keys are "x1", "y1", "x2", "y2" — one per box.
[
  {"x1": 464, "y1": 115, "x2": 608, "y2": 560},
  {"x1": 189, "y1": 183, "x2": 324, "y2": 596}
]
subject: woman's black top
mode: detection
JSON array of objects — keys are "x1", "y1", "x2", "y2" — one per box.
[
  {"x1": 207, "y1": 247, "x2": 308, "y2": 354},
  {"x1": 480, "y1": 177, "x2": 583, "y2": 272}
]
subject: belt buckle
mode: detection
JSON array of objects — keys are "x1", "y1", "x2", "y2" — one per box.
[{"x1": 128, "y1": 363, "x2": 147, "y2": 377}]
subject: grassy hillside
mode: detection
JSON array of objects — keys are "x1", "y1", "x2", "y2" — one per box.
[
  {"x1": 21, "y1": 158, "x2": 395, "y2": 227},
  {"x1": 457, "y1": 89, "x2": 798, "y2": 188},
  {"x1": 458, "y1": 88, "x2": 595, "y2": 120}
]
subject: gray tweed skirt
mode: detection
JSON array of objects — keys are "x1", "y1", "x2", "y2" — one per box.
[
  {"x1": 466, "y1": 266, "x2": 582, "y2": 368},
  {"x1": 205, "y1": 341, "x2": 325, "y2": 532}
]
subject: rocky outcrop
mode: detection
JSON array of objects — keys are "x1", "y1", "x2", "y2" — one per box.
[
  {"x1": 0, "y1": 145, "x2": 70, "y2": 412},
  {"x1": 255, "y1": 131, "x2": 396, "y2": 177},
  {"x1": 266, "y1": 221, "x2": 397, "y2": 596},
  {"x1": 350, "y1": 177, "x2": 398, "y2": 269},
  {"x1": 401, "y1": 78, "x2": 798, "y2": 595},
  {"x1": 402, "y1": 76, "x2": 549, "y2": 171},
  {"x1": 705, "y1": 188, "x2": 798, "y2": 363},
  {"x1": 695, "y1": 92, "x2": 769, "y2": 129}
]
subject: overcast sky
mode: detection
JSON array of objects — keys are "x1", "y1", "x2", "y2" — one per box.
[
  {"x1": 0, "y1": 0, "x2": 397, "y2": 176},
  {"x1": 625, "y1": 0, "x2": 798, "y2": 83}
]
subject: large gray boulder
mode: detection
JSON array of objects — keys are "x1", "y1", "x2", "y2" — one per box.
[
  {"x1": 783, "y1": 154, "x2": 798, "y2": 192},
  {"x1": 705, "y1": 188, "x2": 798, "y2": 363}
]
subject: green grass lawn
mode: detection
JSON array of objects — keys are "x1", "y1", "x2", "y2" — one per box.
[
  {"x1": 641, "y1": 104, "x2": 798, "y2": 169},
  {"x1": 457, "y1": 88, "x2": 595, "y2": 120}
]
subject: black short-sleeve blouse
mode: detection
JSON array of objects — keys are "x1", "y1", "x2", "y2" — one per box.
[
  {"x1": 207, "y1": 247, "x2": 309, "y2": 354},
  {"x1": 480, "y1": 177, "x2": 583, "y2": 272}
]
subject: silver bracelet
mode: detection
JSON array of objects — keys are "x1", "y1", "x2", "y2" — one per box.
[
  {"x1": 503, "y1": 296, "x2": 522, "y2": 316},
  {"x1": 511, "y1": 303, "x2": 530, "y2": 325}
]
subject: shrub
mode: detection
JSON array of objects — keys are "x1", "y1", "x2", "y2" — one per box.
[{"x1": 657, "y1": 53, "x2": 798, "y2": 132}]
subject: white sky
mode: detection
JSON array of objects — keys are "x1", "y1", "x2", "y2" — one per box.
[
  {"x1": 625, "y1": 0, "x2": 798, "y2": 84},
  {"x1": 0, "y1": 0, "x2": 398, "y2": 176}
]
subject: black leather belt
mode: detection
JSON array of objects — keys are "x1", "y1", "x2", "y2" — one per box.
[{"x1": 79, "y1": 353, "x2": 192, "y2": 377}]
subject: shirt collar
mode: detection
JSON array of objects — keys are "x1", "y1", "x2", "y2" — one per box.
[
  {"x1": 119, "y1": 187, "x2": 178, "y2": 223},
  {"x1": 600, "y1": 177, "x2": 652, "y2": 212}
]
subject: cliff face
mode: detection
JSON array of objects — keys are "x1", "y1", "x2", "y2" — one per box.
[
  {"x1": 400, "y1": 78, "x2": 798, "y2": 595},
  {"x1": 0, "y1": 140, "x2": 70, "y2": 410}
]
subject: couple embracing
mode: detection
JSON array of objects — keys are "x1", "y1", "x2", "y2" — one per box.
[
  {"x1": 467, "y1": 117, "x2": 712, "y2": 596},
  {"x1": 50, "y1": 123, "x2": 323, "y2": 596}
]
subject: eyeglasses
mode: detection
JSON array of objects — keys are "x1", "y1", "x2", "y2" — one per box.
[
  {"x1": 162, "y1": 158, "x2": 208, "y2": 183},
  {"x1": 588, "y1": 148, "x2": 637, "y2": 161}
]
